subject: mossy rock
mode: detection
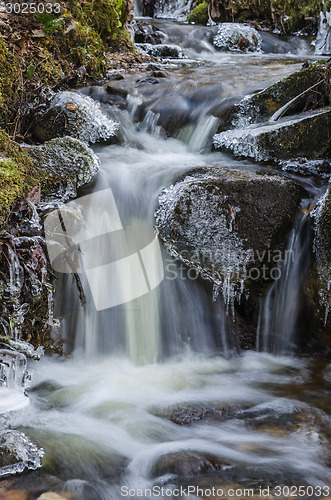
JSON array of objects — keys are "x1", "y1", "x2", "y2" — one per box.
[
  {"x1": 187, "y1": 2, "x2": 209, "y2": 25},
  {"x1": 214, "y1": 106, "x2": 331, "y2": 161},
  {"x1": 66, "y1": 0, "x2": 131, "y2": 44},
  {"x1": 0, "y1": 0, "x2": 134, "y2": 134},
  {"x1": 0, "y1": 131, "x2": 37, "y2": 224},
  {"x1": 222, "y1": 62, "x2": 328, "y2": 129},
  {"x1": 34, "y1": 90, "x2": 119, "y2": 144},
  {"x1": 29, "y1": 137, "x2": 100, "y2": 200},
  {"x1": 155, "y1": 167, "x2": 303, "y2": 296}
]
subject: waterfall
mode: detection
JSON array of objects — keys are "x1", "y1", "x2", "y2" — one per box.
[
  {"x1": 52, "y1": 126, "x2": 232, "y2": 364},
  {"x1": 315, "y1": 11, "x2": 331, "y2": 55},
  {"x1": 153, "y1": 0, "x2": 193, "y2": 19},
  {"x1": 256, "y1": 213, "x2": 310, "y2": 355}
]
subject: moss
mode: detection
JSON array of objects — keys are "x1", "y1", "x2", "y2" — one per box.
[
  {"x1": 240, "y1": 62, "x2": 327, "y2": 123},
  {"x1": 207, "y1": 0, "x2": 327, "y2": 32},
  {"x1": 66, "y1": 0, "x2": 130, "y2": 45},
  {"x1": 187, "y1": 2, "x2": 209, "y2": 25},
  {"x1": 0, "y1": 1, "x2": 134, "y2": 134},
  {"x1": 0, "y1": 130, "x2": 38, "y2": 224},
  {"x1": 0, "y1": 38, "x2": 21, "y2": 126}
]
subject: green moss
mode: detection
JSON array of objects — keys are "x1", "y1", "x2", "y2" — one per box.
[
  {"x1": 206, "y1": 0, "x2": 326, "y2": 31},
  {"x1": 66, "y1": 0, "x2": 129, "y2": 44},
  {"x1": 242, "y1": 62, "x2": 327, "y2": 123},
  {"x1": 187, "y1": 2, "x2": 209, "y2": 25},
  {"x1": 0, "y1": 38, "x2": 21, "y2": 126},
  {"x1": 0, "y1": 130, "x2": 37, "y2": 224}
]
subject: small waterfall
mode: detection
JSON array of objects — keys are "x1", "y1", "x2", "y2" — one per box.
[
  {"x1": 52, "y1": 104, "x2": 232, "y2": 363},
  {"x1": 315, "y1": 11, "x2": 331, "y2": 55},
  {"x1": 256, "y1": 213, "x2": 310, "y2": 355},
  {"x1": 153, "y1": 0, "x2": 193, "y2": 19}
]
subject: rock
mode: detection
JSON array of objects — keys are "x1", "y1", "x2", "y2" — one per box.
[
  {"x1": 0, "y1": 491, "x2": 28, "y2": 500},
  {"x1": 155, "y1": 167, "x2": 303, "y2": 304},
  {"x1": 136, "y1": 77, "x2": 160, "y2": 85},
  {"x1": 213, "y1": 23, "x2": 262, "y2": 52},
  {"x1": 0, "y1": 430, "x2": 44, "y2": 477},
  {"x1": 306, "y1": 185, "x2": 331, "y2": 347},
  {"x1": 34, "y1": 91, "x2": 119, "y2": 145},
  {"x1": 151, "y1": 451, "x2": 225, "y2": 478},
  {"x1": 29, "y1": 137, "x2": 100, "y2": 201},
  {"x1": 136, "y1": 43, "x2": 186, "y2": 59},
  {"x1": 105, "y1": 71, "x2": 124, "y2": 81},
  {"x1": 136, "y1": 95, "x2": 191, "y2": 135},
  {"x1": 213, "y1": 106, "x2": 331, "y2": 161},
  {"x1": 81, "y1": 85, "x2": 127, "y2": 110},
  {"x1": 226, "y1": 62, "x2": 328, "y2": 128},
  {"x1": 40, "y1": 432, "x2": 127, "y2": 481},
  {"x1": 158, "y1": 403, "x2": 249, "y2": 425},
  {"x1": 105, "y1": 85, "x2": 129, "y2": 98},
  {"x1": 37, "y1": 494, "x2": 67, "y2": 500},
  {"x1": 187, "y1": 2, "x2": 209, "y2": 25},
  {"x1": 151, "y1": 70, "x2": 168, "y2": 78},
  {"x1": 63, "y1": 479, "x2": 101, "y2": 500},
  {"x1": 133, "y1": 23, "x2": 166, "y2": 44}
]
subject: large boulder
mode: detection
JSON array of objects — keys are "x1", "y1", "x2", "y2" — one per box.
[
  {"x1": 29, "y1": 137, "x2": 100, "y2": 200},
  {"x1": 155, "y1": 167, "x2": 303, "y2": 305},
  {"x1": 34, "y1": 91, "x2": 119, "y2": 145},
  {"x1": 214, "y1": 106, "x2": 331, "y2": 162}
]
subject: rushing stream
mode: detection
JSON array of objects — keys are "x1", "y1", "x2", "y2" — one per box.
[{"x1": 1, "y1": 17, "x2": 331, "y2": 500}]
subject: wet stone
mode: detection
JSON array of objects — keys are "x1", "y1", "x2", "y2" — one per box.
[
  {"x1": 158, "y1": 403, "x2": 249, "y2": 425},
  {"x1": 151, "y1": 451, "x2": 226, "y2": 479},
  {"x1": 29, "y1": 137, "x2": 100, "y2": 201},
  {"x1": 34, "y1": 91, "x2": 119, "y2": 145}
]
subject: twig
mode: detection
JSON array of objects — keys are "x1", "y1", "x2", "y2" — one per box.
[{"x1": 269, "y1": 80, "x2": 324, "y2": 121}]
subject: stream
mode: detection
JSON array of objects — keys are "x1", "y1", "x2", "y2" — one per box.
[{"x1": 1, "y1": 17, "x2": 331, "y2": 500}]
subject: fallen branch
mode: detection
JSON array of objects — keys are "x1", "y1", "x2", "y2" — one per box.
[{"x1": 269, "y1": 80, "x2": 324, "y2": 122}]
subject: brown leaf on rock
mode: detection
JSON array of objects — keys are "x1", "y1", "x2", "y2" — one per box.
[{"x1": 66, "y1": 102, "x2": 78, "y2": 111}]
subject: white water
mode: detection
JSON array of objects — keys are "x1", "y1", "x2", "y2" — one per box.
[
  {"x1": 256, "y1": 214, "x2": 310, "y2": 355},
  {"x1": 1, "y1": 20, "x2": 331, "y2": 497}
]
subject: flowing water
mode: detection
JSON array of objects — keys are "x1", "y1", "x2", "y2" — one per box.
[{"x1": 1, "y1": 18, "x2": 331, "y2": 499}]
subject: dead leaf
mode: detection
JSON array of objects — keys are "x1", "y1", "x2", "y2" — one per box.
[
  {"x1": 66, "y1": 102, "x2": 78, "y2": 111},
  {"x1": 24, "y1": 185, "x2": 41, "y2": 205}
]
